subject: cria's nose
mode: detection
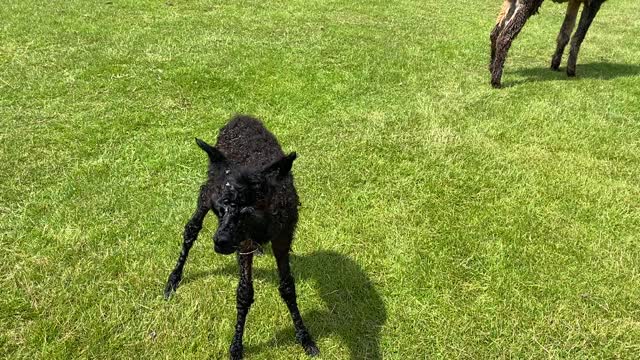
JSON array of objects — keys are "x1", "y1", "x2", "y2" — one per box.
[
  {"x1": 214, "y1": 231, "x2": 230, "y2": 244},
  {"x1": 214, "y1": 233, "x2": 236, "y2": 255}
]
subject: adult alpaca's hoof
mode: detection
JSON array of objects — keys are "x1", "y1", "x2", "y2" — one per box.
[
  {"x1": 491, "y1": 80, "x2": 502, "y2": 89},
  {"x1": 567, "y1": 68, "x2": 576, "y2": 77},
  {"x1": 229, "y1": 343, "x2": 243, "y2": 360}
]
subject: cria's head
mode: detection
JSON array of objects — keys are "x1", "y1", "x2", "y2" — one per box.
[{"x1": 195, "y1": 138, "x2": 296, "y2": 255}]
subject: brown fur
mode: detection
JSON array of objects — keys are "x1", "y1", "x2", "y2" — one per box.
[{"x1": 489, "y1": 0, "x2": 607, "y2": 88}]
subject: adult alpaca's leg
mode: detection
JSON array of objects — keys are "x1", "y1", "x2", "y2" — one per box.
[
  {"x1": 551, "y1": 0, "x2": 581, "y2": 70},
  {"x1": 567, "y1": 0, "x2": 604, "y2": 76},
  {"x1": 274, "y1": 248, "x2": 319, "y2": 356},
  {"x1": 164, "y1": 187, "x2": 209, "y2": 298},
  {"x1": 490, "y1": 0, "x2": 536, "y2": 88},
  {"x1": 490, "y1": 0, "x2": 516, "y2": 69},
  {"x1": 229, "y1": 253, "x2": 255, "y2": 360}
]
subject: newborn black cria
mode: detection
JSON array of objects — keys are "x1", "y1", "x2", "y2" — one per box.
[{"x1": 164, "y1": 115, "x2": 319, "y2": 360}]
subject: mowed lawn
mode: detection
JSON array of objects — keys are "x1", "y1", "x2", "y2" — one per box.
[{"x1": 2, "y1": 0, "x2": 640, "y2": 358}]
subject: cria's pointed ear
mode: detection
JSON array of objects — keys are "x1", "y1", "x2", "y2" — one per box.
[
  {"x1": 263, "y1": 152, "x2": 296, "y2": 179},
  {"x1": 195, "y1": 138, "x2": 226, "y2": 164}
]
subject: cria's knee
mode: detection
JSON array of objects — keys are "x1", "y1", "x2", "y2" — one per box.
[
  {"x1": 183, "y1": 222, "x2": 202, "y2": 237},
  {"x1": 237, "y1": 286, "x2": 254, "y2": 308}
]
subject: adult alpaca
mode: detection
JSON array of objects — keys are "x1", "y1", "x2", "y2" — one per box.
[
  {"x1": 490, "y1": 0, "x2": 607, "y2": 88},
  {"x1": 164, "y1": 115, "x2": 319, "y2": 359}
]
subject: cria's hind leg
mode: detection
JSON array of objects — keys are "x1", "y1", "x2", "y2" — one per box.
[
  {"x1": 274, "y1": 248, "x2": 319, "y2": 357},
  {"x1": 567, "y1": 0, "x2": 604, "y2": 77},
  {"x1": 551, "y1": 0, "x2": 581, "y2": 71}
]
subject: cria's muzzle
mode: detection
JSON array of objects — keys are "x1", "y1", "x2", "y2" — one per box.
[
  {"x1": 214, "y1": 231, "x2": 237, "y2": 254},
  {"x1": 213, "y1": 209, "x2": 241, "y2": 255}
]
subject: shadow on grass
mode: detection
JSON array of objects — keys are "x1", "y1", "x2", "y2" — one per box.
[
  {"x1": 506, "y1": 62, "x2": 640, "y2": 87},
  {"x1": 185, "y1": 250, "x2": 386, "y2": 360}
]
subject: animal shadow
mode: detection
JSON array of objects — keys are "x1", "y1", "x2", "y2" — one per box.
[
  {"x1": 190, "y1": 250, "x2": 387, "y2": 360},
  {"x1": 509, "y1": 62, "x2": 640, "y2": 86}
]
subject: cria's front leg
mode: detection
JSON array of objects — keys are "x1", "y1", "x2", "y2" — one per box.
[
  {"x1": 229, "y1": 253, "x2": 254, "y2": 360},
  {"x1": 164, "y1": 187, "x2": 209, "y2": 299}
]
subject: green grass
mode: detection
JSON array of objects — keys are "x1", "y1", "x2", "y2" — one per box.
[{"x1": 2, "y1": 0, "x2": 640, "y2": 358}]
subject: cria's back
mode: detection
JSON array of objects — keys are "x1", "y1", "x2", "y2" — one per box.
[{"x1": 215, "y1": 115, "x2": 285, "y2": 169}]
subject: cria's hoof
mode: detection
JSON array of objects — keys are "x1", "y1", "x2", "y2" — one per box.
[
  {"x1": 163, "y1": 285, "x2": 175, "y2": 300},
  {"x1": 229, "y1": 343, "x2": 243, "y2": 360},
  {"x1": 491, "y1": 81, "x2": 502, "y2": 89},
  {"x1": 303, "y1": 342, "x2": 320, "y2": 357},
  {"x1": 164, "y1": 273, "x2": 181, "y2": 300},
  {"x1": 567, "y1": 69, "x2": 576, "y2": 77},
  {"x1": 297, "y1": 332, "x2": 319, "y2": 357}
]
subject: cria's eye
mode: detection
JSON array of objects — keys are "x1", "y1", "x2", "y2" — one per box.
[
  {"x1": 212, "y1": 207, "x2": 223, "y2": 217},
  {"x1": 214, "y1": 201, "x2": 226, "y2": 217}
]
